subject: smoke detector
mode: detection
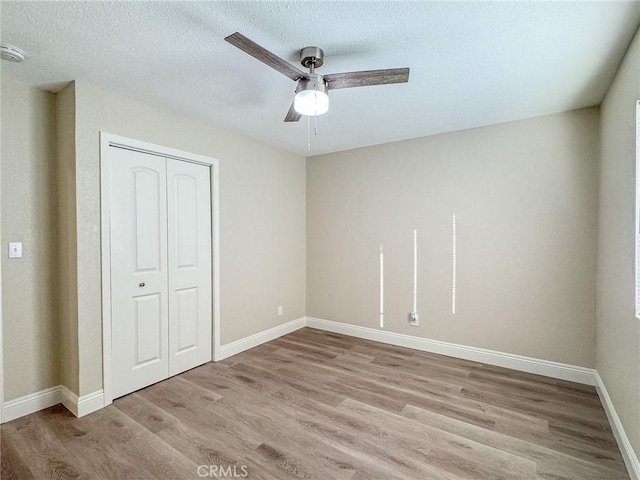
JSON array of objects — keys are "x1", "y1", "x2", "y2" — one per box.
[{"x1": 1, "y1": 44, "x2": 25, "y2": 63}]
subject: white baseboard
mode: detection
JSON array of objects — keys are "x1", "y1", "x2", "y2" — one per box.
[
  {"x1": 216, "y1": 317, "x2": 306, "y2": 361},
  {"x1": 2, "y1": 386, "x2": 61, "y2": 423},
  {"x1": 305, "y1": 317, "x2": 597, "y2": 386},
  {"x1": 2, "y1": 386, "x2": 104, "y2": 423},
  {"x1": 60, "y1": 386, "x2": 105, "y2": 418},
  {"x1": 595, "y1": 372, "x2": 640, "y2": 480}
]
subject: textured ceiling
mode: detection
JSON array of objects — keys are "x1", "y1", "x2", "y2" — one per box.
[{"x1": 2, "y1": 1, "x2": 639, "y2": 156}]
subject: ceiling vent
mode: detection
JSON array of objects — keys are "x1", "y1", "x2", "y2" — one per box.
[{"x1": 1, "y1": 44, "x2": 25, "y2": 62}]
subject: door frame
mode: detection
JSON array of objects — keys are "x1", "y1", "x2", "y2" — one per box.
[
  {"x1": 0, "y1": 134, "x2": 4, "y2": 423},
  {"x1": 99, "y1": 132, "x2": 221, "y2": 406}
]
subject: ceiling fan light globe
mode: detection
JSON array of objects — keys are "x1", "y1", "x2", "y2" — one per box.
[{"x1": 294, "y1": 89, "x2": 329, "y2": 116}]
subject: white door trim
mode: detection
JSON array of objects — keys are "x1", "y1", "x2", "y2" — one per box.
[
  {"x1": 0, "y1": 132, "x2": 4, "y2": 424},
  {"x1": 99, "y1": 132, "x2": 221, "y2": 406}
]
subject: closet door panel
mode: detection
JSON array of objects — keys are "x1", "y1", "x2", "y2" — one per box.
[
  {"x1": 167, "y1": 159, "x2": 212, "y2": 375},
  {"x1": 109, "y1": 149, "x2": 169, "y2": 399}
]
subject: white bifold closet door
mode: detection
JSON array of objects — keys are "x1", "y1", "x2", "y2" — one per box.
[{"x1": 109, "y1": 147, "x2": 212, "y2": 399}]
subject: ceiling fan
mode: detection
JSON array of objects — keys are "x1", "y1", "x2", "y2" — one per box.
[{"x1": 225, "y1": 32, "x2": 410, "y2": 122}]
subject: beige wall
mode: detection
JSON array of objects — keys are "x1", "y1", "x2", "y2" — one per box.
[
  {"x1": 596, "y1": 28, "x2": 640, "y2": 457},
  {"x1": 307, "y1": 108, "x2": 599, "y2": 368},
  {"x1": 71, "y1": 81, "x2": 306, "y2": 395},
  {"x1": 56, "y1": 82, "x2": 79, "y2": 394},
  {"x1": 1, "y1": 78, "x2": 59, "y2": 400}
]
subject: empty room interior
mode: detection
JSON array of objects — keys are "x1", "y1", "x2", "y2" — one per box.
[{"x1": 2, "y1": 1, "x2": 640, "y2": 479}]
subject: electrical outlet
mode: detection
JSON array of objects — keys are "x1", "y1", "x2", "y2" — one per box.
[
  {"x1": 409, "y1": 312, "x2": 419, "y2": 326},
  {"x1": 277, "y1": 305, "x2": 283, "y2": 316}
]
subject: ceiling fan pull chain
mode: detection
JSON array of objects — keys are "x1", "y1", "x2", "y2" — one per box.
[
  {"x1": 314, "y1": 114, "x2": 318, "y2": 136},
  {"x1": 307, "y1": 115, "x2": 311, "y2": 152}
]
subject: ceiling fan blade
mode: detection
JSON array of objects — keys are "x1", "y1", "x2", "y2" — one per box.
[
  {"x1": 324, "y1": 67, "x2": 410, "y2": 90},
  {"x1": 284, "y1": 100, "x2": 301, "y2": 122},
  {"x1": 225, "y1": 32, "x2": 307, "y2": 82}
]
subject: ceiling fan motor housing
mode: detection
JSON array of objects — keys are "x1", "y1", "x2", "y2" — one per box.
[
  {"x1": 296, "y1": 73, "x2": 327, "y2": 95},
  {"x1": 300, "y1": 46, "x2": 324, "y2": 69}
]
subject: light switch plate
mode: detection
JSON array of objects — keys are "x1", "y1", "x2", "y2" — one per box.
[{"x1": 9, "y1": 242, "x2": 22, "y2": 258}]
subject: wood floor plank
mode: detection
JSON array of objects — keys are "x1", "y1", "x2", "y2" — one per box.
[
  {"x1": 338, "y1": 398, "x2": 538, "y2": 480},
  {"x1": 1, "y1": 430, "x2": 36, "y2": 479},
  {"x1": 224, "y1": 357, "x2": 348, "y2": 407},
  {"x1": 33, "y1": 405, "x2": 152, "y2": 480},
  {"x1": 359, "y1": 348, "x2": 609, "y2": 431},
  {"x1": 154, "y1": 422, "x2": 274, "y2": 480},
  {"x1": 289, "y1": 329, "x2": 364, "y2": 350},
  {"x1": 137, "y1": 378, "x2": 263, "y2": 455},
  {"x1": 2, "y1": 412, "x2": 90, "y2": 479},
  {"x1": 493, "y1": 418, "x2": 626, "y2": 471},
  {"x1": 190, "y1": 359, "x2": 460, "y2": 479},
  {"x1": 114, "y1": 426, "x2": 201, "y2": 479},
  {"x1": 180, "y1": 371, "x2": 412, "y2": 479},
  {"x1": 1, "y1": 327, "x2": 629, "y2": 479},
  {"x1": 402, "y1": 403, "x2": 628, "y2": 480},
  {"x1": 114, "y1": 392, "x2": 179, "y2": 434},
  {"x1": 286, "y1": 357, "x2": 550, "y2": 433}
]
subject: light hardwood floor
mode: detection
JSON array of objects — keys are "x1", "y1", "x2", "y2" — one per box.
[{"x1": 1, "y1": 328, "x2": 629, "y2": 479}]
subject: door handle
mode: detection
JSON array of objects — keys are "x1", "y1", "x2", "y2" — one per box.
[{"x1": 139, "y1": 282, "x2": 145, "y2": 287}]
